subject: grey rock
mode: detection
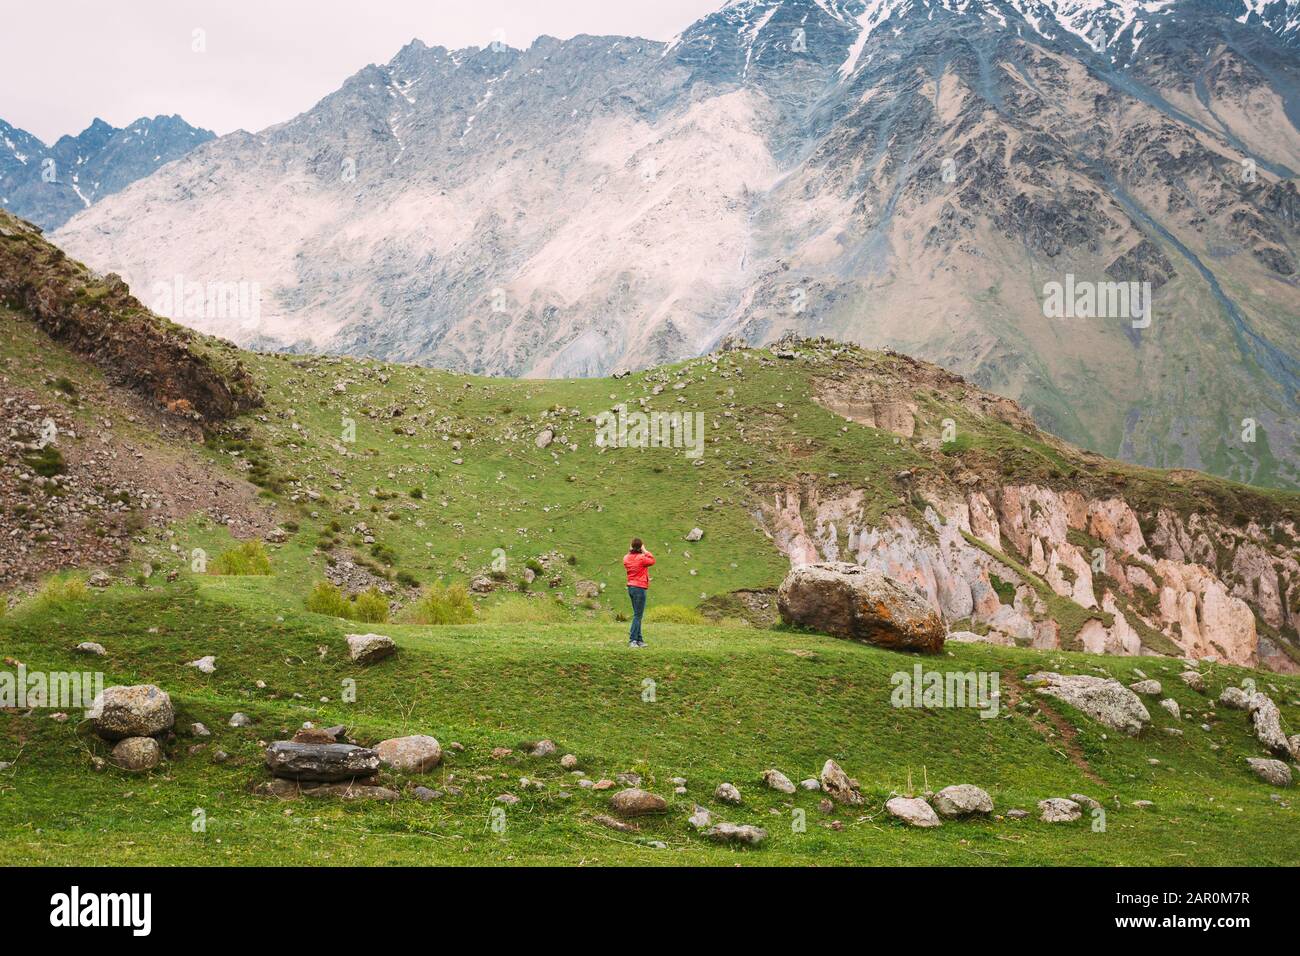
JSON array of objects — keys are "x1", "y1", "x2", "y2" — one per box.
[
  {"x1": 820, "y1": 759, "x2": 863, "y2": 805},
  {"x1": 703, "y1": 823, "x2": 767, "y2": 846},
  {"x1": 1159, "y1": 698, "x2": 1181, "y2": 721},
  {"x1": 264, "y1": 741, "x2": 380, "y2": 782},
  {"x1": 1246, "y1": 758, "x2": 1291, "y2": 787},
  {"x1": 714, "y1": 782, "x2": 742, "y2": 805},
  {"x1": 346, "y1": 633, "x2": 396, "y2": 664},
  {"x1": 1025, "y1": 672, "x2": 1150, "y2": 735},
  {"x1": 111, "y1": 736, "x2": 161, "y2": 771},
  {"x1": 90, "y1": 685, "x2": 174, "y2": 741},
  {"x1": 761, "y1": 769, "x2": 796, "y2": 794},
  {"x1": 1129, "y1": 679, "x2": 1162, "y2": 696},
  {"x1": 933, "y1": 784, "x2": 993, "y2": 818},
  {"x1": 1038, "y1": 798, "x2": 1082, "y2": 822},
  {"x1": 886, "y1": 796, "x2": 942, "y2": 827},
  {"x1": 76, "y1": 642, "x2": 106, "y2": 656}
]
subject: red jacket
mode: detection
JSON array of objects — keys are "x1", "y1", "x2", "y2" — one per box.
[{"x1": 624, "y1": 550, "x2": 655, "y2": 589}]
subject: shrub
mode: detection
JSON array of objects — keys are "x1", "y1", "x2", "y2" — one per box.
[
  {"x1": 35, "y1": 575, "x2": 88, "y2": 609},
  {"x1": 306, "y1": 581, "x2": 352, "y2": 618},
  {"x1": 409, "y1": 582, "x2": 475, "y2": 625},
  {"x1": 396, "y1": 570, "x2": 421, "y2": 589},
  {"x1": 644, "y1": 604, "x2": 707, "y2": 625},
  {"x1": 351, "y1": 588, "x2": 390, "y2": 624},
  {"x1": 211, "y1": 540, "x2": 272, "y2": 575}
]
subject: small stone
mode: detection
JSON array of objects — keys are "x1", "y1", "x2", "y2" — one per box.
[
  {"x1": 593, "y1": 814, "x2": 638, "y2": 833},
  {"x1": 496, "y1": 793, "x2": 520, "y2": 805},
  {"x1": 1159, "y1": 698, "x2": 1181, "y2": 720},
  {"x1": 800, "y1": 778, "x2": 821, "y2": 791},
  {"x1": 412, "y1": 786, "x2": 441, "y2": 802},
  {"x1": 187, "y1": 655, "x2": 217, "y2": 674},
  {"x1": 1129, "y1": 679, "x2": 1162, "y2": 696},
  {"x1": 820, "y1": 759, "x2": 863, "y2": 805},
  {"x1": 375, "y1": 735, "x2": 442, "y2": 773},
  {"x1": 1038, "y1": 798, "x2": 1082, "y2": 822},
  {"x1": 76, "y1": 642, "x2": 106, "y2": 656},
  {"x1": 615, "y1": 771, "x2": 642, "y2": 787},
  {"x1": 685, "y1": 527, "x2": 704, "y2": 542},
  {"x1": 761, "y1": 769, "x2": 796, "y2": 794},
  {"x1": 530, "y1": 739, "x2": 557, "y2": 758},
  {"x1": 703, "y1": 823, "x2": 767, "y2": 846},
  {"x1": 229, "y1": 712, "x2": 254, "y2": 728},
  {"x1": 714, "y1": 782, "x2": 742, "y2": 805},
  {"x1": 560, "y1": 754, "x2": 578, "y2": 769},
  {"x1": 1069, "y1": 793, "x2": 1102, "y2": 810},
  {"x1": 191, "y1": 722, "x2": 210, "y2": 737},
  {"x1": 1180, "y1": 671, "x2": 1206, "y2": 693},
  {"x1": 1218, "y1": 686, "x2": 1251, "y2": 710},
  {"x1": 687, "y1": 805, "x2": 713, "y2": 829},
  {"x1": 593, "y1": 779, "x2": 613, "y2": 790},
  {"x1": 1006, "y1": 809, "x2": 1029, "y2": 819}
]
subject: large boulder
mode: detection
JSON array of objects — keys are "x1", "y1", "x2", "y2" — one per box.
[
  {"x1": 375, "y1": 735, "x2": 442, "y2": 773},
  {"x1": 777, "y1": 563, "x2": 944, "y2": 653},
  {"x1": 346, "y1": 633, "x2": 396, "y2": 665},
  {"x1": 1025, "y1": 672, "x2": 1150, "y2": 736},
  {"x1": 265, "y1": 741, "x2": 381, "y2": 782},
  {"x1": 90, "y1": 685, "x2": 175, "y2": 740}
]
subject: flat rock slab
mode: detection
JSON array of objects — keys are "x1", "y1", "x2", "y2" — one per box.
[
  {"x1": 265, "y1": 741, "x2": 381, "y2": 782},
  {"x1": 1025, "y1": 672, "x2": 1150, "y2": 736},
  {"x1": 703, "y1": 823, "x2": 767, "y2": 846}
]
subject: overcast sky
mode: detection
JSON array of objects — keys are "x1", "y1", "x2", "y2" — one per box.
[{"x1": 5, "y1": 0, "x2": 722, "y2": 144}]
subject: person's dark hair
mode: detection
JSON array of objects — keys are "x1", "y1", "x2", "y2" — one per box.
[{"x1": 630, "y1": 538, "x2": 643, "y2": 553}]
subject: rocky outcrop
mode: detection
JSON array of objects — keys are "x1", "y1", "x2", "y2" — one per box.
[
  {"x1": 777, "y1": 563, "x2": 945, "y2": 653},
  {"x1": 0, "y1": 210, "x2": 260, "y2": 421},
  {"x1": 1025, "y1": 672, "x2": 1151, "y2": 736},
  {"x1": 757, "y1": 478, "x2": 1299, "y2": 671}
]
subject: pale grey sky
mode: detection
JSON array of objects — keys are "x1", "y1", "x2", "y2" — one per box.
[{"x1": 5, "y1": 0, "x2": 722, "y2": 144}]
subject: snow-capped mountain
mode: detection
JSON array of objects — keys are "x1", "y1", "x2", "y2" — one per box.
[
  {"x1": 0, "y1": 115, "x2": 214, "y2": 230},
  {"x1": 50, "y1": 0, "x2": 1300, "y2": 487}
]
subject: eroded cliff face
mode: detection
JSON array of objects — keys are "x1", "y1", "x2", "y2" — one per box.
[{"x1": 755, "y1": 480, "x2": 1300, "y2": 673}]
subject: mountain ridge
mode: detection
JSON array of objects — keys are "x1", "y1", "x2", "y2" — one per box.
[{"x1": 50, "y1": 0, "x2": 1300, "y2": 490}]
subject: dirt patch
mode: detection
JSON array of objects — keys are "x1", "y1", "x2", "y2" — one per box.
[{"x1": 1001, "y1": 671, "x2": 1104, "y2": 785}]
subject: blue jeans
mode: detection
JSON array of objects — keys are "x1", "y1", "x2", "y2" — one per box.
[{"x1": 627, "y1": 586, "x2": 647, "y2": 644}]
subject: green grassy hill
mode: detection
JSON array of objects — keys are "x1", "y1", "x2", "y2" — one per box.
[{"x1": 2, "y1": 211, "x2": 1299, "y2": 866}]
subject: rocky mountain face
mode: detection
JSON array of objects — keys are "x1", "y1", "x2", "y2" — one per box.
[
  {"x1": 52, "y1": 0, "x2": 1300, "y2": 488},
  {"x1": 0, "y1": 115, "x2": 213, "y2": 230}
]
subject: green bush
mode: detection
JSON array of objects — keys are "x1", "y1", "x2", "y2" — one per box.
[
  {"x1": 305, "y1": 581, "x2": 352, "y2": 618},
  {"x1": 352, "y1": 588, "x2": 390, "y2": 624},
  {"x1": 409, "y1": 582, "x2": 475, "y2": 625},
  {"x1": 35, "y1": 575, "x2": 88, "y2": 609},
  {"x1": 211, "y1": 540, "x2": 272, "y2": 576},
  {"x1": 644, "y1": 604, "x2": 707, "y2": 625}
]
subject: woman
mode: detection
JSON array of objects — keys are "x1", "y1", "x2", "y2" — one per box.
[{"x1": 622, "y1": 538, "x2": 655, "y2": 647}]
